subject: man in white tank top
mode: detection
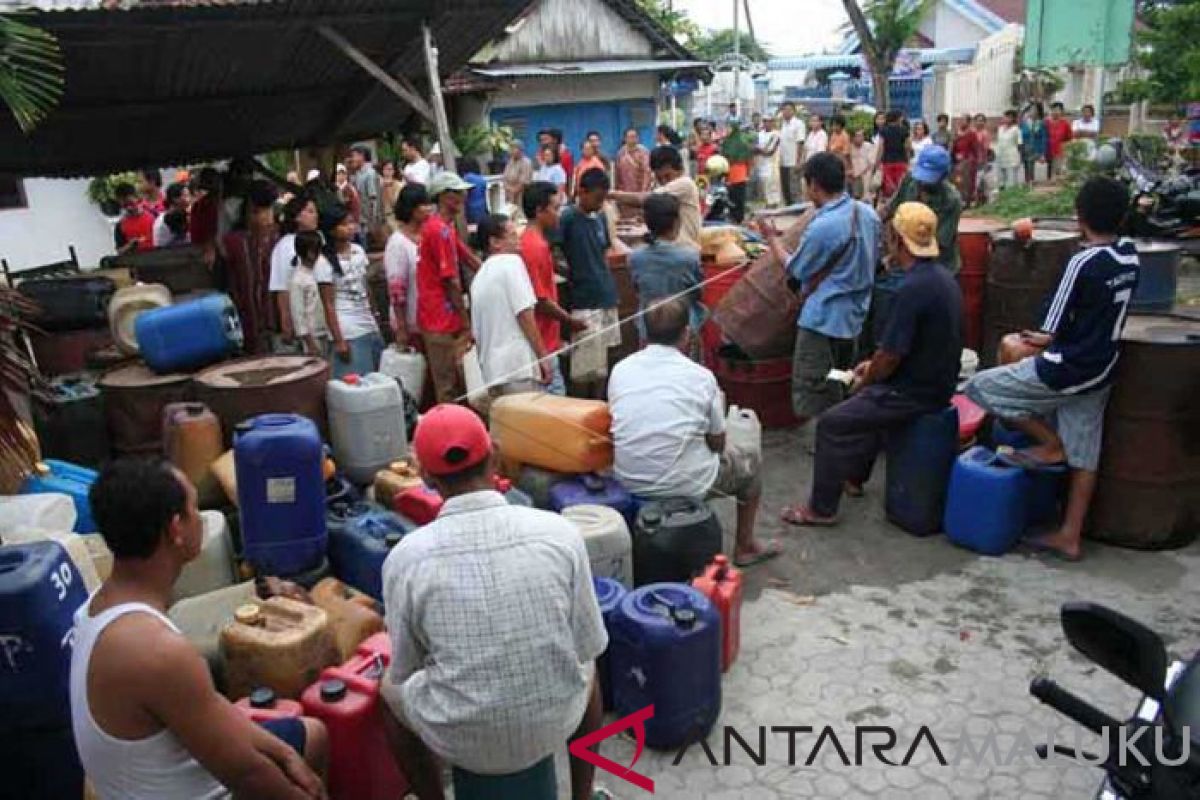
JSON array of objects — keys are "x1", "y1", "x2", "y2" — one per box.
[{"x1": 70, "y1": 460, "x2": 329, "y2": 800}]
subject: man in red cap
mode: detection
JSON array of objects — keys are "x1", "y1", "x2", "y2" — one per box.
[{"x1": 379, "y1": 404, "x2": 609, "y2": 800}]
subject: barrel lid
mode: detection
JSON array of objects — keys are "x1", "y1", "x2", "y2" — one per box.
[
  {"x1": 1121, "y1": 314, "x2": 1200, "y2": 345},
  {"x1": 249, "y1": 687, "x2": 276, "y2": 708},
  {"x1": 234, "y1": 604, "x2": 263, "y2": 625},
  {"x1": 98, "y1": 361, "x2": 192, "y2": 388},
  {"x1": 193, "y1": 356, "x2": 330, "y2": 389},
  {"x1": 957, "y1": 218, "x2": 1006, "y2": 234},
  {"x1": 320, "y1": 679, "x2": 347, "y2": 702},
  {"x1": 991, "y1": 229, "x2": 1080, "y2": 243},
  {"x1": 1133, "y1": 239, "x2": 1183, "y2": 254}
]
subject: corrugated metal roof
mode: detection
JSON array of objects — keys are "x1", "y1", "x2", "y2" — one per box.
[
  {"x1": 769, "y1": 47, "x2": 976, "y2": 72},
  {"x1": 472, "y1": 59, "x2": 707, "y2": 78},
  {"x1": 0, "y1": 0, "x2": 532, "y2": 176}
]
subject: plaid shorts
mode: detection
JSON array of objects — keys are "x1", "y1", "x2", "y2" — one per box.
[{"x1": 965, "y1": 357, "x2": 1111, "y2": 471}]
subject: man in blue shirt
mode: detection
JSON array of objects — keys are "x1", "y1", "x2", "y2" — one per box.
[
  {"x1": 966, "y1": 177, "x2": 1139, "y2": 561},
  {"x1": 782, "y1": 202, "x2": 962, "y2": 526},
  {"x1": 761, "y1": 152, "x2": 881, "y2": 423},
  {"x1": 559, "y1": 167, "x2": 620, "y2": 398}
]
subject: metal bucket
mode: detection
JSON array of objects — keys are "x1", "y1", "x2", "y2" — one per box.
[
  {"x1": 1088, "y1": 314, "x2": 1200, "y2": 549},
  {"x1": 191, "y1": 356, "x2": 331, "y2": 445},
  {"x1": 981, "y1": 229, "x2": 1081, "y2": 367},
  {"x1": 1131, "y1": 240, "x2": 1181, "y2": 313},
  {"x1": 98, "y1": 362, "x2": 193, "y2": 457}
]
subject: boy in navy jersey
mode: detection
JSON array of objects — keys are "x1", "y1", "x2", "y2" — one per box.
[{"x1": 966, "y1": 177, "x2": 1139, "y2": 561}]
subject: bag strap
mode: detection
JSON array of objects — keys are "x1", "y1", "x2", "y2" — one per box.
[{"x1": 796, "y1": 200, "x2": 860, "y2": 300}]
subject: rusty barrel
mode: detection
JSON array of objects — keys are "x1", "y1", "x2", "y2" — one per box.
[
  {"x1": 1088, "y1": 315, "x2": 1200, "y2": 549},
  {"x1": 192, "y1": 355, "x2": 331, "y2": 446},
  {"x1": 981, "y1": 229, "x2": 1081, "y2": 367},
  {"x1": 957, "y1": 218, "x2": 1006, "y2": 353},
  {"x1": 99, "y1": 362, "x2": 193, "y2": 457}
]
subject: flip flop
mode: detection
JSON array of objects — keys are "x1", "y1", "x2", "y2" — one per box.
[
  {"x1": 780, "y1": 504, "x2": 838, "y2": 527},
  {"x1": 1023, "y1": 536, "x2": 1083, "y2": 563},
  {"x1": 995, "y1": 446, "x2": 1069, "y2": 474},
  {"x1": 734, "y1": 540, "x2": 784, "y2": 568}
]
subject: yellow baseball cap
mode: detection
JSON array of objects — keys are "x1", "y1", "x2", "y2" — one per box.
[{"x1": 893, "y1": 202, "x2": 939, "y2": 258}]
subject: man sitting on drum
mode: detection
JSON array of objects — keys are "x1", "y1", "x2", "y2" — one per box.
[{"x1": 966, "y1": 177, "x2": 1139, "y2": 562}]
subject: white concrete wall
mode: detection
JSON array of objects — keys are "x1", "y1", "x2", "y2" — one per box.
[
  {"x1": 934, "y1": 2, "x2": 988, "y2": 49},
  {"x1": 0, "y1": 179, "x2": 115, "y2": 273},
  {"x1": 943, "y1": 25, "x2": 1022, "y2": 117}
]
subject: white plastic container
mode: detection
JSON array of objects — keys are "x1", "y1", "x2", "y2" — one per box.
[
  {"x1": 725, "y1": 405, "x2": 763, "y2": 467},
  {"x1": 1, "y1": 527, "x2": 104, "y2": 593},
  {"x1": 326, "y1": 372, "x2": 408, "y2": 485},
  {"x1": 168, "y1": 580, "x2": 257, "y2": 677},
  {"x1": 173, "y1": 510, "x2": 237, "y2": 602},
  {"x1": 959, "y1": 348, "x2": 980, "y2": 386},
  {"x1": 378, "y1": 346, "x2": 427, "y2": 403},
  {"x1": 462, "y1": 346, "x2": 488, "y2": 410},
  {"x1": 109, "y1": 283, "x2": 172, "y2": 355},
  {"x1": 0, "y1": 493, "x2": 77, "y2": 534},
  {"x1": 561, "y1": 504, "x2": 633, "y2": 588}
]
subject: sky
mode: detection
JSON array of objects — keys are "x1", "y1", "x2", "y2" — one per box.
[{"x1": 673, "y1": 0, "x2": 849, "y2": 58}]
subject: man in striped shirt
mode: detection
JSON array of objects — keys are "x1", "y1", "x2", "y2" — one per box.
[{"x1": 966, "y1": 177, "x2": 1139, "y2": 561}]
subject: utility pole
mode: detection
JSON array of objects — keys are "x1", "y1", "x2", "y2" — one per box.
[
  {"x1": 732, "y1": 0, "x2": 740, "y2": 119},
  {"x1": 422, "y1": 22, "x2": 457, "y2": 174}
]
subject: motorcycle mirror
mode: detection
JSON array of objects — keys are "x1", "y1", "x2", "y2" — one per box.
[
  {"x1": 1061, "y1": 602, "x2": 1168, "y2": 701},
  {"x1": 1163, "y1": 659, "x2": 1200, "y2": 751}
]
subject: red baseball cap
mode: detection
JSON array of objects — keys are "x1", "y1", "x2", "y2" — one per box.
[{"x1": 411, "y1": 404, "x2": 492, "y2": 476}]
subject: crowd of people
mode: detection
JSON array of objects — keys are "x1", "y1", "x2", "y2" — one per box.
[{"x1": 666, "y1": 100, "x2": 1107, "y2": 217}]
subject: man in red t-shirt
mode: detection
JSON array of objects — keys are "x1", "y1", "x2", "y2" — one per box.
[
  {"x1": 113, "y1": 182, "x2": 155, "y2": 254},
  {"x1": 518, "y1": 181, "x2": 587, "y2": 396},
  {"x1": 416, "y1": 172, "x2": 483, "y2": 404},
  {"x1": 1046, "y1": 101, "x2": 1074, "y2": 180}
]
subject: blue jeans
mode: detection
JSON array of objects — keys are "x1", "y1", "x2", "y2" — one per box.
[
  {"x1": 546, "y1": 357, "x2": 566, "y2": 396},
  {"x1": 329, "y1": 331, "x2": 385, "y2": 379}
]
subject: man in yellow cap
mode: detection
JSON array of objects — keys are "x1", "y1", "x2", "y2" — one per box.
[{"x1": 783, "y1": 202, "x2": 963, "y2": 526}]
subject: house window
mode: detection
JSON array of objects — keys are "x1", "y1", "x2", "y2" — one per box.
[{"x1": 0, "y1": 175, "x2": 27, "y2": 210}]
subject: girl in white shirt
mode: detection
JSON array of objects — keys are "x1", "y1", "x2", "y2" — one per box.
[
  {"x1": 383, "y1": 184, "x2": 432, "y2": 348},
  {"x1": 533, "y1": 146, "x2": 567, "y2": 198},
  {"x1": 321, "y1": 204, "x2": 384, "y2": 378},
  {"x1": 909, "y1": 119, "x2": 934, "y2": 166},
  {"x1": 287, "y1": 230, "x2": 327, "y2": 357}
]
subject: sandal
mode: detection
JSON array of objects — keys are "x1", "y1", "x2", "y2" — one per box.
[
  {"x1": 734, "y1": 540, "x2": 784, "y2": 568},
  {"x1": 1024, "y1": 535, "x2": 1083, "y2": 563},
  {"x1": 780, "y1": 504, "x2": 837, "y2": 527}
]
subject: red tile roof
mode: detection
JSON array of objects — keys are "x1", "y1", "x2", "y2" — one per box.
[{"x1": 975, "y1": 0, "x2": 1026, "y2": 25}]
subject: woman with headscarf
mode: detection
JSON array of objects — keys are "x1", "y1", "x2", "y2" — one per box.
[{"x1": 615, "y1": 127, "x2": 652, "y2": 221}]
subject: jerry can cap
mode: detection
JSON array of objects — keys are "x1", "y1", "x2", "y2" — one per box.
[
  {"x1": 249, "y1": 687, "x2": 276, "y2": 708},
  {"x1": 320, "y1": 679, "x2": 347, "y2": 703},
  {"x1": 343, "y1": 374, "x2": 361, "y2": 385},
  {"x1": 33, "y1": 461, "x2": 51, "y2": 476},
  {"x1": 673, "y1": 608, "x2": 697, "y2": 628},
  {"x1": 234, "y1": 604, "x2": 263, "y2": 625},
  {"x1": 385, "y1": 532, "x2": 403, "y2": 547}
]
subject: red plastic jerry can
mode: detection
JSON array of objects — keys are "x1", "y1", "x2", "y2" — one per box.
[
  {"x1": 391, "y1": 485, "x2": 444, "y2": 526},
  {"x1": 692, "y1": 555, "x2": 743, "y2": 672},
  {"x1": 300, "y1": 633, "x2": 408, "y2": 800},
  {"x1": 234, "y1": 687, "x2": 304, "y2": 723}
]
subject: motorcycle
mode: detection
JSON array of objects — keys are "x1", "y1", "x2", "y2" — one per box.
[
  {"x1": 1110, "y1": 138, "x2": 1200, "y2": 240},
  {"x1": 1030, "y1": 602, "x2": 1200, "y2": 799}
]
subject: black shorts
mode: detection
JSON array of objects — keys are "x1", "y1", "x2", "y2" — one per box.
[{"x1": 260, "y1": 717, "x2": 306, "y2": 754}]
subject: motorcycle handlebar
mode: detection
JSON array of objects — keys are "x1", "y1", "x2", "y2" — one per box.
[{"x1": 1030, "y1": 677, "x2": 1122, "y2": 737}]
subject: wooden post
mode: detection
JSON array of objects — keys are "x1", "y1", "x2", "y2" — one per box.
[
  {"x1": 316, "y1": 24, "x2": 438, "y2": 127},
  {"x1": 423, "y1": 21, "x2": 457, "y2": 175}
]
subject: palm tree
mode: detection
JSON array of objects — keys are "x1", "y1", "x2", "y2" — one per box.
[
  {"x1": 841, "y1": 0, "x2": 933, "y2": 111},
  {"x1": 0, "y1": 14, "x2": 62, "y2": 488},
  {"x1": 0, "y1": 12, "x2": 64, "y2": 133}
]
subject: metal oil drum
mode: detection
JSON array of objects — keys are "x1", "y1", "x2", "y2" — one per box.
[
  {"x1": 1088, "y1": 314, "x2": 1200, "y2": 549},
  {"x1": 98, "y1": 362, "x2": 192, "y2": 457},
  {"x1": 192, "y1": 356, "x2": 331, "y2": 446},
  {"x1": 981, "y1": 229, "x2": 1080, "y2": 367}
]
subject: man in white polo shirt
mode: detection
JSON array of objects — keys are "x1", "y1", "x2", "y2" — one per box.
[
  {"x1": 607, "y1": 299, "x2": 780, "y2": 568},
  {"x1": 778, "y1": 101, "x2": 807, "y2": 207}
]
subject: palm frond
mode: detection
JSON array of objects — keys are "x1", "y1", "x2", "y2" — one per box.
[
  {"x1": 0, "y1": 285, "x2": 43, "y2": 491},
  {"x1": 0, "y1": 13, "x2": 65, "y2": 133}
]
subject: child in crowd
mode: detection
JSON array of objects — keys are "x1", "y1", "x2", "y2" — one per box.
[
  {"x1": 849, "y1": 129, "x2": 875, "y2": 201},
  {"x1": 288, "y1": 230, "x2": 327, "y2": 357},
  {"x1": 629, "y1": 193, "x2": 704, "y2": 350}
]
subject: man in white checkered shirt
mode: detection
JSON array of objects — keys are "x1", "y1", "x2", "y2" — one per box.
[{"x1": 380, "y1": 404, "x2": 609, "y2": 799}]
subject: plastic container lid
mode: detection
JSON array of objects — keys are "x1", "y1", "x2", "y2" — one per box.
[
  {"x1": 343, "y1": 374, "x2": 361, "y2": 385},
  {"x1": 249, "y1": 687, "x2": 277, "y2": 709},
  {"x1": 320, "y1": 679, "x2": 347, "y2": 703},
  {"x1": 234, "y1": 604, "x2": 263, "y2": 626}
]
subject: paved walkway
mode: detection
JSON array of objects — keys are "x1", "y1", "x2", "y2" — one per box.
[{"x1": 574, "y1": 425, "x2": 1200, "y2": 799}]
